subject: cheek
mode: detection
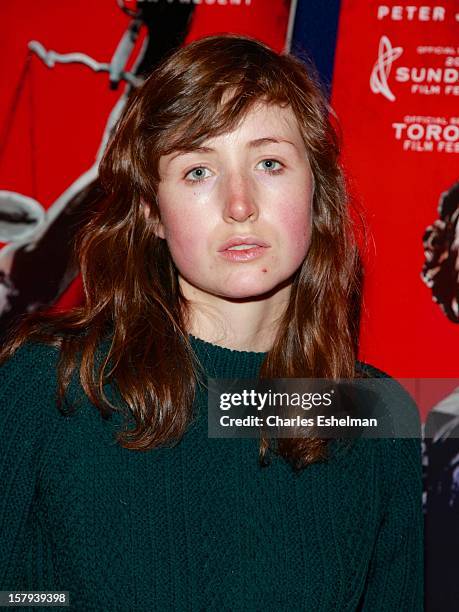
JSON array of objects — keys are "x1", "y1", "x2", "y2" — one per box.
[
  {"x1": 159, "y1": 203, "x2": 211, "y2": 270},
  {"x1": 259, "y1": 170, "x2": 313, "y2": 256},
  {"x1": 277, "y1": 197, "x2": 313, "y2": 261},
  {"x1": 157, "y1": 179, "x2": 221, "y2": 260}
]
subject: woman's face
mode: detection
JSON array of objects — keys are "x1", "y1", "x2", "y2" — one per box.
[{"x1": 154, "y1": 102, "x2": 314, "y2": 301}]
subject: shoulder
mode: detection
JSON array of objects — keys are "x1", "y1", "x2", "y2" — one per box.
[
  {"x1": 0, "y1": 336, "x2": 128, "y2": 428},
  {"x1": 0, "y1": 341, "x2": 68, "y2": 469},
  {"x1": 0, "y1": 340, "x2": 62, "y2": 412},
  {"x1": 0, "y1": 340, "x2": 61, "y2": 392},
  {"x1": 355, "y1": 362, "x2": 422, "y2": 495},
  {"x1": 329, "y1": 361, "x2": 421, "y2": 481},
  {"x1": 0, "y1": 337, "x2": 122, "y2": 446},
  {"x1": 355, "y1": 360, "x2": 390, "y2": 378},
  {"x1": 354, "y1": 360, "x2": 421, "y2": 438}
]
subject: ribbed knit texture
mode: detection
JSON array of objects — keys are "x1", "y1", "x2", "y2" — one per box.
[{"x1": 0, "y1": 336, "x2": 423, "y2": 611}]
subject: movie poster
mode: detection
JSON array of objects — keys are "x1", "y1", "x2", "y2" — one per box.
[
  {"x1": 322, "y1": 4, "x2": 459, "y2": 607},
  {"x1": 330, "y1": 1, "x2": 459, "y2": 393}
]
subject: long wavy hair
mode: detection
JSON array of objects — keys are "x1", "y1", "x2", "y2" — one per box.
[{"x1": 0, "y1": 34, "x2": 360, "y2": 470}]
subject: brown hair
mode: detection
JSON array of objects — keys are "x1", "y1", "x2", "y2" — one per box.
[{"x1": 0, "y1": 34, "x2": 360, "y2": 470}]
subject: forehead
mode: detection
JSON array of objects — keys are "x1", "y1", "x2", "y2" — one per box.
[
  {"x1": 207, "y1": 102, "x2": 303, "y2": 143},
  {"x1": 159, "y1": 103, "x2": 306, "y2": 174}
]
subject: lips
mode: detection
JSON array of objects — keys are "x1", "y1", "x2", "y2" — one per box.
[{"x1": 218, "y1": 235, "x2": 270, "y2": 252}]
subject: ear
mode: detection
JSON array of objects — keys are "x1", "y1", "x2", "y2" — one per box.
[
  {"x1": 142, "y1": 200, "x2": 165, "y2": 239},
  {"x1": 154, "y1": 220, "x2": 166, "y2": 240}
]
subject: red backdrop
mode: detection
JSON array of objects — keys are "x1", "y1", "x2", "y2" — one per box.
[{"x1": 331, "y1": 1, "x2": 459, "y2": 394}]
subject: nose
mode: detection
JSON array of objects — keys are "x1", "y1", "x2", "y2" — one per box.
[{"x1": 221, "y1": 171, "x2": 259, "y2": 223}]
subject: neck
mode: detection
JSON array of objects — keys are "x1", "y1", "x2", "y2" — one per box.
[{"x1": 181, "y1": 280, "x2": 291, "y2": 353}]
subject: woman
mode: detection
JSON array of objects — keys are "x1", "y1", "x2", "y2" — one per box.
[{"x1": 0, "y1": 34, "x2": 422, "y2": 611}]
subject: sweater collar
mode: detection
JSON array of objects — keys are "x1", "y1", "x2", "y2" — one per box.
[{"x1": 188, "y1": 334, "x2": 267, "y2": 379}]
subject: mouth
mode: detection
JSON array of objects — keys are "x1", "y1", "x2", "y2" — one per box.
[
  {"x1": 218, "y1": 235, "x2": 270, "y2": 252},
  {"x1": 218, "y1": 236, "x2": 270, "y2": 262},
  {"x1": 226, "y1": 244, "x2": 260, "y2": 251}
]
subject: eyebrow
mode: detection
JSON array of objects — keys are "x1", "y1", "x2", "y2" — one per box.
[
  {"x1": 248, "y1": 137, "x2": 297, "y2": 150},
  {"x1": 167, "y1": 137, "x2": 298, "y2": 164}
]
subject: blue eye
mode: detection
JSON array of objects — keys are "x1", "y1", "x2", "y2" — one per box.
[
  {"x1": 257, "y1": 159, "x2": 283, "y2": 174},
  {"x1": 185, "y1": 167, "x2": 212, "y2": 182}
]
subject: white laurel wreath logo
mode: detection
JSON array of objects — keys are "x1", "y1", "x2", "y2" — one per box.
[{"x1": 369, "y1": 35, "x2": 403, "y2": 102}]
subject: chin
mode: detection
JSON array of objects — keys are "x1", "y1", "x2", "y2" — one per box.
[
  {"x1": 181, "y1": 269, "x2": 292, "y2": 302},
  {"x1": 216, "y1": 278, "x2": 286, "y2": 300}
]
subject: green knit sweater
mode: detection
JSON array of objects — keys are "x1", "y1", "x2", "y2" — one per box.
[{"x1": 0, "y1": 336, "x2": 423, "y2": 611}]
